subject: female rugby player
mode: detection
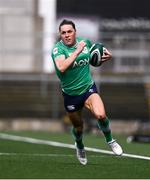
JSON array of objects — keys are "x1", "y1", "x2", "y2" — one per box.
[{"x1": 51, "y1": 19, "x2": 123, "y2": 165}]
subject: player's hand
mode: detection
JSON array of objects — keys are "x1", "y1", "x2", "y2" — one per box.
[
  {"x1": 76, "y1": 41, "x2": 86, "y2": 55},
  {"x1": 101, "y1": 48, "x2": 112, "y2": 62}
]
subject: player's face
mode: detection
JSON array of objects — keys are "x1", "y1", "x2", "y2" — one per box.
[{"x1": 59, "y1": 24, "x2": 76, "y2": 46}]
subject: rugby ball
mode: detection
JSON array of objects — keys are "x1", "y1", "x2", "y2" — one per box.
[{"x1": 89, "y1": 43, "x2": 104, "y2": 67}]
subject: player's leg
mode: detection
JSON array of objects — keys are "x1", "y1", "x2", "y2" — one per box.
[
  {"x1": 68, "y1": 111, "x2": 84, "y2": 149},
  {"x1": 85, "y1": 93, "x2": 123, "y2": 155},
  {"x1": 62, "y1": 91, "x2": 87, "y2": 164},
  {"x1": 68, "y1": 111, "x2": 87, "y2": 165},
  {"x1": 85, "y1": 93, "x2": 113, "y2": 142}
]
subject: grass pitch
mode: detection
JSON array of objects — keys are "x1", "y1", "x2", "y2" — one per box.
[{"x1": 0, "y1": 131, "x2": 150, "y2": 179}]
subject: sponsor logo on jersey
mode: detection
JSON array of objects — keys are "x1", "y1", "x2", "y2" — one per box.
[
  {"x1": 72, "y1": 58, "x2": 89, "y2": 68},
  {"x1": 53, "y1": 48, "x2": 58, "y2": 55},
  {"x1": 67, "y1": 105, "x2": 75, "y2": 111},
  {"x1": 89, "y1": 88, "x2": 94, "y2": 93}
]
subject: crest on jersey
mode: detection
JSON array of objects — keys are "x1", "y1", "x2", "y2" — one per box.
[
  {"x1": 68, "y1": 53, "x2": 72, "y2": 57},
  {"x1": 82, "y1": 47, "x2": 88, "y2": 54}
]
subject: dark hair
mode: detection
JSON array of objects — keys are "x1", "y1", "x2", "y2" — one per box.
[{"x1": 59, "y1": 19, "x2": 76, "y2": 31}]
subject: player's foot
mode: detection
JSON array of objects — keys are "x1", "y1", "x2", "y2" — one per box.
[
  {"x1": 75, "y1": 143, "x2": 87, "y2": 165},
  {"x1": 108, "y1": 140, "x2": 123, "y2": 156}
]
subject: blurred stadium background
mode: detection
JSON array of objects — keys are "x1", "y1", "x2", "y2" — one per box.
[{"x1": 0, "y1": 0, "x2": 150, "y2": 140}]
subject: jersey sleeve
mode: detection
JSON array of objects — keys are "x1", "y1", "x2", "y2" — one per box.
[{"x1": 51, "y1": 46, "x2": 64, "y2": 61}]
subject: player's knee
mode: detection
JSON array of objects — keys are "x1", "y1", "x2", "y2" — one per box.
[{"x1": 95, "y1": 112, "x2": 106, "y2": 120}]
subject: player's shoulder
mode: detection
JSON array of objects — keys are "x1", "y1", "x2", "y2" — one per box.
[
  {"x1": 51, "y1": 41, "x2": 63, "y2": 55},
  {"x1": 77, "y1": 37, "x2": 91, "y2": 43},
  {"x1": 53, "y1": 40, "x2": 62, "y2": 49},
  {"x1": 77, "y1": 37, "x2": 92, "y2": 48}
]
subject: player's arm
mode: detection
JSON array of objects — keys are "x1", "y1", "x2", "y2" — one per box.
[
  {"x1": 55, "y1": 41, "x2": 86, "y2": 73},
  {"x1": 101, "y1": 48, "x2": 112, "y2": 63}
]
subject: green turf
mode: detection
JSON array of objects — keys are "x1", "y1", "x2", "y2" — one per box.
[{"x1": 0, "y1": 131, "x2": 150, "y2": 179}]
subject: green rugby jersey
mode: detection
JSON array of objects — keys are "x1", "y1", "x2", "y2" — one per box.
[{"x1": 51, "y1": 37, "x2": 94, "y2": 96}]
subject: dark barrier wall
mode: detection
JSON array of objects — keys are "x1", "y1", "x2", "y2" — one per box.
[
  {"x1": 0, "y1": 73, "x2": 149, "y2": 120},
  {"x1": 57, "y1": 0, "x2": 150, "y2": 19}
]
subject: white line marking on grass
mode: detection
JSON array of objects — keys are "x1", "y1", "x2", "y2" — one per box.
[
  {"x1": 0, "y1": 133, "x2": 150, "y2": 161},
  {"x1": 0, "y1": 152, "x2": 74, "y2": 157},
  {"x1": 0, "y1": 152, "x2": 107, "y2": 158}
]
